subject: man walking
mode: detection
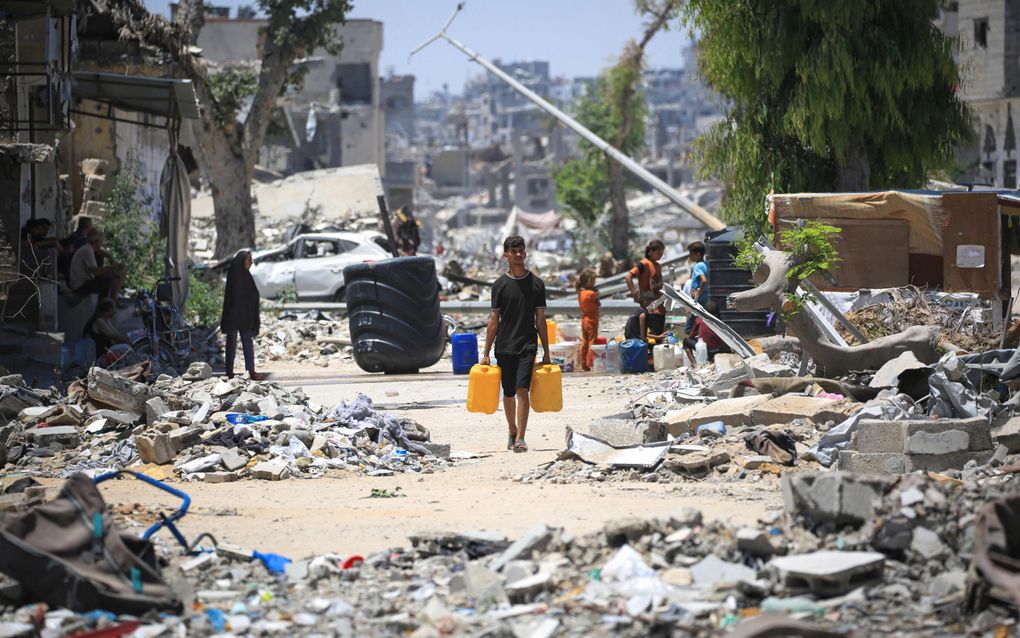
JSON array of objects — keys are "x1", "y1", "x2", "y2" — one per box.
[{"x1": 481, "y1": 235, "x2": 550, "y2": 453}]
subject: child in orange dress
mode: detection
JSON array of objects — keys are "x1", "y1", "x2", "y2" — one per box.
[{"x1": 577, "y1": 269, "x2": 600, "y2": 372}]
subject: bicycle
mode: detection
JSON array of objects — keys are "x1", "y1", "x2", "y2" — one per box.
[{"x1": 131, "y1": 277, "x2": 191, "y2": 372}]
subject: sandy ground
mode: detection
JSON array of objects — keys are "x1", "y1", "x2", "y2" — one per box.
[{"x1": 94, "y1": 358, "x2": 783, "y2": 558}]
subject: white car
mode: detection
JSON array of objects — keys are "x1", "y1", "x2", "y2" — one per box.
[{"x1": 250, "y1": 231, "x2": 392, "y2": 300}]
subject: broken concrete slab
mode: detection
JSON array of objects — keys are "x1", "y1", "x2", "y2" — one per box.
[
  {"x1": 87, "y1": 367, "x2": 156, "y2": 415},
  {"x1": 587, "y1": 414, "x2": 666, "y2": 446},
  {"x1": 145, "y1": 397, "x2": 170, "y2": 426},
  {"x1": 736, "y1": 528, "x2": 776, "y2": 557},
  {"x1": 752, "y1": 395, "x2": 857, "y2": 426},
  {"x1": 685, "y1": 395, "x2": 773, "y2": 429},
  {"x1": 770, "y1": 550, "x2": 884, "y2": 597},
  {"x1": 782, "y1": 472, "x2": 891, "y2": 527},
  {"x1": 422, "y1": 442, "x2": 451, "y2": 459},
  {"x1": 168, "y1": 426, "x2": 202, "y2": 452},
  {"x1": 837, "y1": 451, "x2": 906, "y2": 474},
  {"x1": 25, "y1": 425, "x2": 80, "y2": 448},
  {"x1": 691, "y1": 554, "x2": 757, "y2": 587},
  {"x1": 204, "y1": 471, "x2": 239, "y2": 483},
  {"x1": 182, "y1": 362, "x2": 213, "y2": 381},
  {"x1": 220, "y1": 448, "x2": 249, "y2": 472},
  {"x1": 251, "y1": 458, "x2": 290, "y2": 480},
  {"x1": 665, "y1": 450, "x2": 730, "y2": 474},
  {"x1": 992, "y1": 416, "x2": 1020, "y2": 453},
  {"x1": 491, "y1": 524, "x2": 555, "y2": 572}
]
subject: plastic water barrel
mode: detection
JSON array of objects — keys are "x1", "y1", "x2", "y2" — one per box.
[
  {"x1": 451, "y1": 333, "x2": 478, "y2": 374},
  {"x1": 467, "y1": 364, "x2": 501, "y2": 413},
  {"x1": 531, "y1": 364, "x2": 562, "y2": 412},
  {"x1": 620, "y1": 339, "x2": 649, "y2": 373},
  {"x1": 344, "y1": 257, "x2": 445, "y2": 374}
]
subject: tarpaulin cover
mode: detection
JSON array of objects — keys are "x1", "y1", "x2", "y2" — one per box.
[{"x1": 770, "y1": 191, "x2": 945, "y2": 256}]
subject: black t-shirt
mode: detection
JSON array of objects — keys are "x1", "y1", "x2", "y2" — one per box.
[
  {"x1": 491, "y1": 271, "x2": 547, "y2": 355},
  {"x1": 624, "y1": 309, "x2": 666, "y2": 340}
]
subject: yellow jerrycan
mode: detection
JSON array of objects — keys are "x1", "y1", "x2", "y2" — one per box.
[
  {"x1": 467, "y1": 364, "x2": 501, "y2": 414},
  {"x1": 531, "y1": 364, "x2": 562, "y2": 412}
]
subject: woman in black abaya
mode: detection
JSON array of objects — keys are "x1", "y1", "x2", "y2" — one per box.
[{"x1": 221, "y1": 250, "x2": 264, "y2": 380}]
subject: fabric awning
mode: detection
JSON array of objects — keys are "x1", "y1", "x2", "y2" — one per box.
[{"x1": 72, "y1": 72, "x2": 200, "y2": 120}]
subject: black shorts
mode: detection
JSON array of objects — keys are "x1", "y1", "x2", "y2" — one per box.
[{"x1": 496, "y1": 350, "x2": 536, "y2": 397}]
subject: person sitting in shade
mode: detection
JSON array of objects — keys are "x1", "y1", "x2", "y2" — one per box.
[{"x1": 683, "y1": 300, "x2": 726, "y2": 367}]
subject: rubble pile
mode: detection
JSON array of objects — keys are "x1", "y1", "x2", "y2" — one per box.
[
  {"x1": 257, "y1": 312, "x2": 353, "y2": 367},
  {"x1": 836, "y1": 287, "x2": 1002, "y2": 352},
  {"x1": 1, "y1": 364, "x2": 452, "y2": 484},
  {"x1": 3, "y1": 470, "x2": 1019, "y2": 636}
]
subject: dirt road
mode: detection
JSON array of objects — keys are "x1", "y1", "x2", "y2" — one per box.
[{"x1": 98, "y1": 360, "x2": 783, "y2": 557}]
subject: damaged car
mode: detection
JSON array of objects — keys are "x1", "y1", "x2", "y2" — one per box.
[{"x1": 250, "y1": 231, "x2": 392, "y2": 300}]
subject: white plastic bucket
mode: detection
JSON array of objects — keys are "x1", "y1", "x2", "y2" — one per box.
[
  {"x1": 590, "y1": 344, "x2": 608, "y2": 372},
  {"x1": 549, "y1": 342, "x2": 579, "y2": 373}
]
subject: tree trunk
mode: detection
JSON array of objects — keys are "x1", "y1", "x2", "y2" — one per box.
[
  {"x1": 208, "y1": 144, "x2": 255, "y2": 259},
  {"x1": 836, "y1": 147, "x2": 871, "y2": 191},
  {"x1": 607, "y1": 160, "x2": 629, "y2": 259}
]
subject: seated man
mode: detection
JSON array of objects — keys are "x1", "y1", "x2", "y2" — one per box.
[
  {"x1": 683, "y1": 300, "x2": 726, "y2": 367},
  {"x1": 68, "y1": 231, "x2": 124, "y2": 300},
  {"x1": 624, "y1": 292, "x2": 669, "y2": 342},
  {"x1": 85, "y1": 298, "x2": 131, "y2": 355}
]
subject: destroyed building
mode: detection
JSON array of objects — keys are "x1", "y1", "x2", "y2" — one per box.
[
  {"x1": 938, "y1": 0, "x2": 1020, "y2": 187},
  {"x1": 196, "y1": 17, "x2": 386, "y2": 178}
]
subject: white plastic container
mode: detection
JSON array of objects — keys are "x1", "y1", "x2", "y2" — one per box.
[
  {"x1": 590, "y1": 344, "x2": 608, "y2": 372},
  {"x1": 548, "y1": 342, "x2": 580, "y2": 373},
  {"x1": 606, "y1": 339, "x2": 620, "y2": 373},
  {"x1": 653, "y1": 343, "x2": 677, "y2": 371},
  {"x1": 695, "y1": 338, "x2": 708, "y2": 366}
]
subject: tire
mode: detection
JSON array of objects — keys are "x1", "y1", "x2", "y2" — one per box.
[
  {"x1": 343, "y1": 256, "x2": 444, "y2": 374},
  {"x1": 131, "y1": 336, "x2": 179, "y2": 371}
]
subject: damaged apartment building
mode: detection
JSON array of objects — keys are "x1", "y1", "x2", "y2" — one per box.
[
  {"x1": 1, "y1": 0, "x2": 198, "y2": 374},
  {"x1": 938, "y1": 0, "x2": 1020, "y2": 187},
  {"x1": 195, "y1": 15, "x2": 385, "y2": 180}
]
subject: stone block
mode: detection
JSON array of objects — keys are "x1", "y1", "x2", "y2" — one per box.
[
  {"x1": 905, "y1": 450, "x2": 993, "y2": 473},
  {"x1": 251, "y1": 458, "x2": 290, "y2": 480},
  {"x1": 25, "y1": 425, "x2": 80, "y2": 448},
  {"x1": 837, "y1": 451, "x2": 906, "y2": 474},
  {"x1": 752, "y1": 395, "x2": 857, "y2": 426},
  {"x1": 905, "y1": 417, "x2": 992, "y2": 452},
  {"x1": 204, "y1": 471, "x2": 238, "y2": 483},
  {"x1": 662, "y1": 404, "x2": 706, "y2": 436},
  {"x1": 182, "y1": 362, "x2": 213, "y2": 381},
  {"x1": 145, "y1": 397, "x2": 170, "y2": 427},
  {"x1": 854, "y1": 420, "x2": 909, "y2": 454},
  {"x1": 136, "y1": 433, "x2": 175, "y2": 465},
  {"x1": 220, "y1": 448, "x2": 249, "y2": 472},
  {"x1": 992, "y1": 417, "x2": 1020, "y2": 453},
  {"x1": 168, "y1": 427, "x2": 202, "y2": 452}
]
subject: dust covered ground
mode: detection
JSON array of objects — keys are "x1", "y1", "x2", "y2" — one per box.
[{"x1": 87, "y1": 358, "x2": 783, "y2": 557}]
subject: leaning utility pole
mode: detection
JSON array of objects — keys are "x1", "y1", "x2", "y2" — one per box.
[{"x1": 409, "y1": 3, "x2": 726, "y2": 232}]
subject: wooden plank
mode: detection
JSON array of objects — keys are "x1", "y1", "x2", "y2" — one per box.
[{"x1": 943, "y1": 192, "x2": 1001, "y2": 296}]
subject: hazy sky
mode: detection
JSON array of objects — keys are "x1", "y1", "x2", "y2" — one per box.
[{"x1": 141, "y1": 1, "x2": 693, "y2": 96}]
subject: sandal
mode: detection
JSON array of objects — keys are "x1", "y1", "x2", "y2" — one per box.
[
  {"x1": 513, "y1": 440, "x2": 528, "y2": 453},
  {"x1": 507, "y1": 432, "x2": 517, "y2": 451}
]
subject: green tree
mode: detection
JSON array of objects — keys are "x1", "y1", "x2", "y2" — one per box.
[
  {"x1": 684, "y1": 0, "x2": 972, "y2": 239},
  {"x1": 103, "y1": 159, "x2": 165, "y2": 290},
  {"x1": 553, "y1": 0, "x2": 680, "y2": 259},
  {"x1": 103, "y1": 0, "x2": 353, "y2": 259}
]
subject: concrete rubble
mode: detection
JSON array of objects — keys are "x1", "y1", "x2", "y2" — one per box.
[
  {"x1": 1, "y1": 466, "x2": 1018, "y2": 635},
  {"x1": 0, "y1": 368, "x2": 453, "y2": 484}
]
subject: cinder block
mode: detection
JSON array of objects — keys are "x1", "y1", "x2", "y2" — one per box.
[
  {"x1": 837, "y1": 451, "x2": 907, "y2": 475},
  {"x1": 905, "y1": 450, "x2": 993, "y2": 473},
  {"x1": 855, "y1": 421, "x2": 908, "y2": 454},
  {"x1": 905, "y1": 417, "x2": 992, "y2": 452}
]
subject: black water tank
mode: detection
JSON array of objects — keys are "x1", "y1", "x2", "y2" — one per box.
[
  {"x1": 344, "y1": 257, "x2": 446, "y2": 374},
  {"x1": 705, "y1": 228, "x2": 772, "y2": 338}
]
